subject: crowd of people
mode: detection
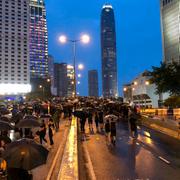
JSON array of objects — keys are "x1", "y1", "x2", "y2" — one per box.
[{"x1": 0, "y1": 97, "x2": 140, "y2": 179}]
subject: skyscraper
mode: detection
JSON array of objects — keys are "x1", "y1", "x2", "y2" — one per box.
[
  {"x1": 101, "y1": 4, "x2": 118, "y2": 97},
  {"x1": 53, "y1": 63, "x2": 74, "y2": 97},
  {"x1": 161, "y1": 0, "x2": 180, "y2": 64},
  {"x1": 88, "y1": 70, "x2": 99, "y2": 97},
  {"x1": 30, "y1": 0, "x2": 48, "y2": 78},
  {"x1": 0, "y1": 0, "x2": 31, "y2": 95}
]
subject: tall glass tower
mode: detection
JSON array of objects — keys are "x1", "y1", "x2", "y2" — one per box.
[
  {"x1": 161, "y1": 0, "x2": 180, "y2": 64},
  {"x1": 101, "y1": 4, "x2": 118, "y2": 97},
  {"x1": 30, "y1": 0, "x2": 48, "y2": 78}
]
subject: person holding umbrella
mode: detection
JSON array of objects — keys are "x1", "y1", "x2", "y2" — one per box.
[
  {"x1": 110, "y1": 119, "x2": 116, "y2": 146},
  {"x1": 94, "y1": 111, "x2": 99, "y2": 132},
  {"x1": 3, "y1": 139, "x2": 49, "y2": 180},
  {"x1": 105, "y1": 119, "x2": 111, "y2": 145},
  {"x1": 129, "y1": 110, "x2": 138, "y2": 138},
  {"x1": 48, "y1": 119, "x2": 54, "y2": 147}
]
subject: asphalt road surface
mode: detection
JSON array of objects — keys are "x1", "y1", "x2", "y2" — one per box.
[{"x1": 84, "y1": 121, "x2": 180, "y2": 180}]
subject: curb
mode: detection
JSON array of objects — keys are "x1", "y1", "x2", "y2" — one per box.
[
  {"x1": 57, "y1": 117, "x2": 79, "y2": 180},
  {"x1": 46, "y1": 126, "x2": 69, "y2": 180}
]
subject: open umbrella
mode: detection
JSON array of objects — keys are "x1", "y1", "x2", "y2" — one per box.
[
  {"x1": 0, "y1": 116, "x2": 10, "y2": 122},
  {"x1": 0, "y1": 120, "x2": 14, "y2": 130},
  {"x1": 16, "y1": 119, "x2": 40, "y2": 128},
  {"x1": 0, "y1": 135, "x2": 11, "y2": 144},
  {"x1": 23, "y1": 115, "x2": 38, "y2": 121},
  {"x1": 104, "y1": 114, "x2": 118, "y2": 122},
  {"x1": 3, "y1": 138, "x2": 49, "y2": 170}
]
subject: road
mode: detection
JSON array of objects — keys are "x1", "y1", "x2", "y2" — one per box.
[
  {"x1": 83, "y1": 121, "x2": 180, "y2": 180},
  {"x1": 32, "y1": 119, "x2": 70, "y2": 180}
]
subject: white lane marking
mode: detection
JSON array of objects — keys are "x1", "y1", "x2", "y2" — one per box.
[{"x1": 158, "y1": 156, "x2": 170, "y2": 164}]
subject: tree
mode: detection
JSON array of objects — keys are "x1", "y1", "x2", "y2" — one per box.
[
  {"x1": 149, "y1": 62, "x2": 180, "y2": 96},
  {"x1": 164, "y1": 96, "x2": 180, "y2": 108}
]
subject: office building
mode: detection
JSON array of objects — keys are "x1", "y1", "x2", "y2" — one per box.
[
  {"x1": 161, "y1": 0, "x2": 180, "y2": 64},
  {"x1": 67, "y1": 65, "x2": 74, "y2": 97},
  {"x1": 30, "y1": 0, "x2": 48, "y2": 78},
  {"x1": 0, "y1": 0, "x2": 31, "y2": 95},
  {"x1": 101, "y1": 4, "x2": 118, "y2": 97},
  {"x1": 53, "y1": 63, "x2": 74, "y2": 97},
  {"x1": 48, "y1": 55, "x2": 54, "y2": 78},
  {"x1": 88, "y1": 70, "x2": 99, "y2": 97}
]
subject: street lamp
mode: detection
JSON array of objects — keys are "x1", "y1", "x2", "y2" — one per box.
[
  {"x1": 39, "y1": 85, "x2": 45, "y2": 96},
  {"x1": 59, "y1": 34, "x2": 90, "y2": 97}
]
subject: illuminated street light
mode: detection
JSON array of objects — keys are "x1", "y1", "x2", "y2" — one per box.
[
  {"x1": 78, "y1": 74, "x2": 81, "y2": 78},
  {"x1": 59, "y1": 35, "x2": 67, "y2": 43},
  {"x1": 77, "y1": 81, "x2": 80, "y2": 85},
  {"x1": 145, "y1": 81, "x2": 150, "y2": 85},
  {"x1": 123, "y1": 87, "x2": 127, "y2": 92},
  {"x1": 39, "y1": 85, "x2": 42, "y2": 88},
  {"x1": 134, "y1": 81, "x2": 138, "y2": 85},
  {"x1": 78, "y1": 64, "x2": 84, "y2": 70},
  {"x1": 81, "y1": 34, "x2": 90, "y2": 44},
  {"x1": 59, "y1": 34, "x2": 90, "y2": 97},
  {"x1": 47, "y1": 78, "x2": 50, "y2": 82}
]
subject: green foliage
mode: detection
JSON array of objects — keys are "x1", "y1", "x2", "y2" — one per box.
[
  {"x1": 149, "y1": 62, "x2": 180, "y2": 96},
  {"x1": 164, "y1": 96, "x2": 180, "y2": 108}
]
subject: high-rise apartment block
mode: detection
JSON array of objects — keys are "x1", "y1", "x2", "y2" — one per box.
[
  {"x1": 161, "y1": 0, "x2": 180, "y2": 64},
  {"x1": 30, "y1": 0, "x2": 48, "y2": 78},
  {"x1": 101, "y1": 4, "x2": 118, "y2": 97},
  {"x1": 88, "y1": 70, "x2": 99, "y2": 97},
  {"x1": 0, "y1": 0, "x2": 31, "y2": 95}
]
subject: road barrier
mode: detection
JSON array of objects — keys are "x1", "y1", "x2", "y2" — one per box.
[{"x1": 57, "y1": 117, "x2": 79, "y2": 180}]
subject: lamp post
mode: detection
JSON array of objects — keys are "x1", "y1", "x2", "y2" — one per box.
[
  {"x1": 39, "y1": 85, "x2": 45, "y2": 96},
  {"x1": 59, "y1": 34, "x2": 90, "y2": 97}
]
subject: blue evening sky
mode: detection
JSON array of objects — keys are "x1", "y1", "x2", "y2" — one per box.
[{"x1": 46, "y1": 0, "x2": 163, "y2": 96}]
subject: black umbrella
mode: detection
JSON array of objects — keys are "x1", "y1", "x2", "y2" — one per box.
[
  {"x1": 23, "y1": 115, "x2": 38, "y2": 121},
  {"x1": 3, "y1": 138, "x2": 49, "y2": 170},
  {"x1": 0, "y1": 120, "x2": 14, "y2": 130},
  {"x1": 0, "y1": 135, "x2": 12, "y2": 144},
  {"x1": 16, "y1": 119, "x2": 40, "y2": 128},
  {"x1": 0, "y1": 116, "x2": 10, "y2": 122},
  {"x1": 40, "y1": 114, "x2": 51, "y2": 118}
]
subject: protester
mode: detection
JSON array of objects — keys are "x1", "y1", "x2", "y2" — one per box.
[
  {"x1": 95, "y1": 112, "x2": 99, "y2": 132},
  {"x1": 37, "y1": 124, "x2": 47, "y2": 145},
  {"x1": 105, "y1": 119, "x2": 111, "y2": 144},
  {"x1": 129, "y1": 111, "x2": 138, "y2": 138},
  {"x1": 52, "y1": 109, "x2": 61, "y2": 132},
  {"x1": 48, "y1": 120, "x2": 54, "y2": 147},
  {"x1": 88, "y1": 111, "x2": 93, "y2": 133},
  {"x1": 98, "y1": 111, "x2": 104, "y2": 132},
  {"x1": 110, "y1": 119, "x2": 116, "y2": 146}
]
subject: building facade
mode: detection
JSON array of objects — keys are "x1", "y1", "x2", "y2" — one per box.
[
  {"x1": 101, "y1": 4, "x2": 118, "y2": 97},
  {"x1": 88, "y1": 70, "x2": 99, "y2": 97},
  {"x1": 161, "y1": 0, "x2": 180, "y2": 64},
  {"x1": 123, "y1": 72, "x2": 169, "y2": 108},
  {"x1": 30, "y1": 0, "x2": 48, "y2": 78},
  {"x1": 48, "y1": 55, "x2": 55, "y2": 94},
  {"x1": 48, "y1": 55, "x2": 54, "y2": 78},
  {"x1": 67, "y1": 65, "x2": 74, "y2": 97},
  {"x1": 0, "y1": 0, "x2": 31, "y2": 95},
  {"x1": 53, "y1": 63, "x2": 74, "y2": 97}
]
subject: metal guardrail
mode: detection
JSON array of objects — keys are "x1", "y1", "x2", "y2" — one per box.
[{"x1": 57, "y1": 117, "x2": 78, "y2": 180}]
